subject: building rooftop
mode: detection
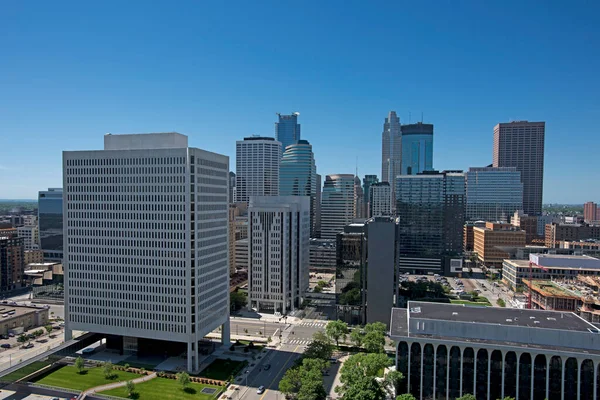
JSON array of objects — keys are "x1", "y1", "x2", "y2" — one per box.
[
  {"x1": 522, "y1": 280, "x2": 579, "y2": 299},
  {"x1": 0, "y1": 305, "x2": 47, "y2": 319}
]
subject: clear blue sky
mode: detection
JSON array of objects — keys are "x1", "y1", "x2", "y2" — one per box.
[{"x1": 1, "y1": 1, "x2": 598, "y2": 203}]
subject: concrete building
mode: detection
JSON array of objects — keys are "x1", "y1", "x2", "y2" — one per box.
[
  {"x1": 24, "y1": 262, "x2": 64, "y2": 286},
  {"x1": 38, "y1": 188, "x2": 63, "y2": 261},
  {"x1": 228, "y1": 171, "x2": 236, "y2": 203},
  {"x1": 463, "y1": 221, "x2": 485, "y2": 252},
  {"x1": 315, "y1": 173, "x2": 322, "y2": 238},
  {"x1": 17, "y1": 225, "x2": 39, "y2": 250},
  {"x1": 247, "y1": 196, "x2": 310, "y2": 313},
  {"x1": 63, "y1": 132, "x2": 230, "y2": 372},
  {"x1": 521, "y1": 279, "x2": 580, "y2": 312},
  {"x1": 353, "y1": 176, "x2": 364, "y2": 219},
  {"x1": 320, "y1": 174, "x2": 355, "y2": 240},
  {"x1": 559, "y1": 240, "x2": 600, "y2": 257},
  {"x1": 537, "y1": 214, "x2": 563, "y2": 237},
  {"x1": 545, "y1": 223, "x2": 600, "y2": 248},
  {"x1": 228, "y1": 205, "x2": 239, "y2": 276},
  {"x1": 465, "y1": 167, "x2": 523, "y2": 222},
  {"x1": 391, "y1": 301, "x2": 600, "y2": 400},
  {"x1": 0, "y1": 305, "x2": 49, "y2": 336},
  {"x1": 309, "y1": 239, "x2": 336, "y2": 271},
  {"x1": 473, "y1": 222, "x2": 526, "y2": 268},
  {"x1": 24, "y1": 249, "x2": 44, "y2": 265},
  {"x1": 502, "y1": 254, "x2": 600, "y2": 290},
  {"x1": 234, "y1": 238, "x2": 248, "y2": 270},
  {"x1": 512, "y1": 210, "x2": 539, "y2": 244},
  {"x1": 22, "y1": 215, "x2": 38, "y2": 227},
  {"x1": 336, "y1": 217, "x2": 399, "y2": 326},
  {"x1": 362, "y1": 175, "x2": 379, "y2": 217},
  {"x1": 235, "y1": 136, "x2": 281, "y2": 203},
  {"x1": 396, "y1": 171, "x2": 465, "y2": 275},
  {"x1": 280, "y1": 140, "x2": 318, "y2": 237},
  {"x1": 369, "y1": 182, "x2": 392, "y2": 217},
  {"x1": 0, "y1": 236, "x2": 25, "y2": 292},
  {"x1": 401, "y1": 122, "x2": 434, "y2": 175},
  {"x1": 275, "y1": 112, "x2": 301, "y2": 152},
  {"x1": 493, "y1": 121, "x2": 545, "y2": 216},
  {"x1": 584, "y1": 202, "x2": 599, "y2": 223},
  {"x1": 381, "y1": 111, "x2": 402, "y2": 184}
]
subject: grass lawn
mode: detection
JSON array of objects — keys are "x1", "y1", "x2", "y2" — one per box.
[
  {"x1": 450, "y1": 300, "x2": 490, "y2": 307},
  {"x1": 2, "y1": 359, "x2": 55, "y2": 382},
  {"x1": 102, "y1": 377, "x2": 221, "y2": 400},
  {"x1": 116, "y1": 361, "x2": 158, "y2": 370},
  {"x1": 198, "y1": 359, "x2": 247, "y2": 381},
  {"x1": 35, "y1": 365, "x2": 142, "y2": 391}
]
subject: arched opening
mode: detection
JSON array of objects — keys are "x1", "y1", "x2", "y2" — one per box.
[
  {"x1": 409, "y1": 342, "x2": 421, "y2": 399},
  {"x1": 504, "y1": 351, "x2": 518, "y2": 399},
  {"x1": 449, "y1": 346, "x2": 461, "y2": 399},
  {"x1": 533, "y1": 354, "x2": 547, "y2": 400},
  {"x1": 489, "y1": 350, "x2": 503, "y2": 400},
  {"x1": 565, "y1": 357, "x2": 578, "y2": 400},
  {"x1": 462, "y1": 347, "x2": 475, "y2": 396},
  {"x1": 518, "y1": 352, "x2": 532, "y2": 400},
  {"x1": 397, "y1": 342, "x2": 409, "y2": 394},
  {"x1": 422, "y1": 344, "x2": 435, "y2": 399},
  {"x1": 435, "y1": 345, "x2": 447, "y2": 399},
  {"x1": 549, "y1": 356, "x2": 562, "y2": 400},
  {"x1": 476, "y1": 349, "x2": 488, "y2": 400},
  {"x1": 581, "y1": 359, "x2": 594, "y2": 400}
]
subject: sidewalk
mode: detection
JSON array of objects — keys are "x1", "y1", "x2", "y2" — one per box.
[{"x1": 79, "y1": 372, "x2": 157, "y2": 399}]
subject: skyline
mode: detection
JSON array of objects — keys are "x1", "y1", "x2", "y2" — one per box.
[{"x1": 1, "y1": 1, "x2": 599, "y2": 202}]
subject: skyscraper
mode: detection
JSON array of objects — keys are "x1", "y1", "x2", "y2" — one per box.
[
  {"x1": 321, "y1": 174, "x2": 355, "y2": 239},
  {"x1": 493, "y1": 121, "x2": 545, "y2": 215},
  {"x1": 396, "y1": 171, "x2": 465, "y2": 275},
  {"x1": 465, "y1": 167, "x2": 523, "y2": 222},
  {"x1": 362, "y1": 175, "x2": 379, "y2": 218},
  {"x1": 315, "y1": 173, "x2": 322, "y2": 238},
  {"x1": 369, "y1": 182, "x2": 392, "y2": 217},
  {"x1": 235, "y1": 136, "x2": 281, "y2": 203},
  {"x1": 275, "y1": 112, "x2": 301, "y2": 151},
  {"x1": 38, "y1": 188, "x2": 63, "y2": 260},
  {"x1": 280, "y1": 140, "x2": 318, "y2": 237},
  {"x1": 248, "y1": 196, "x2": 310, "y2": 313},
  {"x1": 0, "y1": 236, "x2": 24, "y2": 292},
  {"x1": 354, "y1": 176, "x2": 364, "y2": 219},
  {"x1": 401, "y1": 122, "x2": 433, "y2": 175},
  {"x1": 63, "y1": 132, "x2": 230, "y2": 372},
  {"x1": 584, "y1": 202, "x2": 598, "y2": 222},
  {"x1": 228, "y1": 171, "x2": 236, "y2": 203},
  {"x1": 381, "y1": 111, "x2": 401, "y2": 184}
]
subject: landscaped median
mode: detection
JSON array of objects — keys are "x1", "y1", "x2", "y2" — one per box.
[{"x1": 100, "y1": 376, "x2": 223, "y2": 400}]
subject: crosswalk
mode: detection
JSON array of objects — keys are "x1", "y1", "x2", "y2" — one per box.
[
  {"x1": 288, "y1": 339, "x2": 312, "y2": 345},
  {"x1": 298, "y1": 321, "x2": 327, "y2": 328}
]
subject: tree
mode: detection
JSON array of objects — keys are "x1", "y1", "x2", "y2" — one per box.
[
  {"x1": 362, "y1": 330, "x2": 385, "y2": 354},
  {"x1": 383, "y1": 370, "x2": 404, "y2": 398},
  {"x1": 337, "y1": 375, "x2": 385, "y2": 400},
  {"x1": 45, "y1": 325, "x2": 53, "y2": 334},
  {"x1": 230, "y1": 291, "x2": 247, "y2": 311},
  {"x1": 74, "y1": 356, "x2": 85, "y2": 374},
  {"x1": 304, "y1": 332, "x2": 333, "y2": 361},
  {"x1": 325, "y1": 320, "x2": 348, "y2": 347},
  {"x1": 103, "y1": 361, "x2": 114, "y2": 379},
  {"x1": 17, "y1": 334, "x2": 28, "y2": 344},
  {"x1": 177, "y1": 371, "x2": 190, "y2": 390},
  {"x1": 279, "y1": 367, "x2": 303, "y2": 398},
  {"x1": 313, "y1": 286, "x2": 323, "y2": 293},
  {"x1": 457, "y1": 395, "x2": 476, "y2": 400},
  {"x1": 279, "y1": 358, "x2": 328, "y2": 400},
  {"x1": 396, "y1": 394, "x2": 417, "y2": 400},
  {"x1": 125, "y1": 380, "x2": 135, "y2": 397},
  {"x1": 350, "y1": 328, "x2": 364, "y2": 348},
  {"x1": 340, "y1": 353, "x2": 392, "y2": 381},
  {"x1": 364, "y1": 322, "x2": 387, "y2": 335}
]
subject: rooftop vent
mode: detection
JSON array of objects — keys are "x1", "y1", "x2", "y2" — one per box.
[
  {"x1": 534, "y1": 321, "x2": 540, "y2": 324},
  {"x1": 410, "y1": 307, "x2": 421, "y2": 314},
  {"x1": 506, "y1": 319, "x2": 513, "y2": 322},
  {"x1": 547, "y1": 317, "x2": 556, "y2": 321}
]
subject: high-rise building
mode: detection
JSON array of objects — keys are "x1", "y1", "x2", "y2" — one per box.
[
  {"x1": 354, "y1": 176, "x2": 364, "y2": 219},
  {"x1": 63, "y1": 132, "x2": 230, "y2": 372},
  {"x1": 465, "y1": 166, "x2": 523, "y2": 222},
  {"x1": 584, "y1": 202, "x2": 599, "y2": 222},
  {"x1": 362, "y1": 175, "x2": 379, "y2": 217},
  {"x1": 369, "y1": 182, "x2": 392, "y2": 217},
  {"x1": 396, "y1": 171, "x2": 465, "y2": 275},
  {"x1": 0, "y1": 236, "x2": 24, "y2": 292},
  {"x1": 235, "y1": 136, "x2": 281, "y2": 203},
  {"x1": 493, "y1": 121, "x2": 545, "y2": 215},
  {"x1": 280, "y1": 140, "x2": 318, "y2": 237},
  {"x1": 320, "y1": 174, "x2": 355, "y2": 239},
  {"x1": 381, "y1": 111, "x2": 402, "y2": 184},
  {"x1": 247, "y1": 196, "x2": 310, "y2": 313},
  {"x1": 400, "y1": 122, "x2": 433, "y2": 175},
  {"x1": 275, "y1": 112, "x2": 301, "y2": 151},
  {"x1": 38, "y1": 188, "x2": 63, "y2": 260},
  {"x1": 228, "y1": 172, "x2": 236, "y2": 203},
  {"x1": 17, "y1": 225, "x2": 39, "y2": 250},
  {"x1": 315, "y1": 174, "x2": 322, "y2": 238}
]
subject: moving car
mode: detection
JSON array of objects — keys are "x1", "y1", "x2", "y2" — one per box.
[
  {"x1": 257, "y1": 386, "x2": 265, "y2": 394},
  {"x1": 263, "y1": 364, "x2": 271, "y2": 370},
  {"x1": 1, "y1": 344, "x2": 11, "y2": 349},
  {"x1": 21, "y1": 343, "x2": 34, "y2": 349}
]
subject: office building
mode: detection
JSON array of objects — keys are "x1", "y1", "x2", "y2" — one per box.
[
  {"x1": 396, "y1": 171, "x2": 465, "y2": 275},
  {"x1": 38, "y1": 188, "x2": 63, "y2": 260},
  {"x1": 280, "y1": 140, "x2": 318, "y2": 237},
  {"x1": 63, "y1": 132, "x2": 230, "y2": 372},
  {"x1": 24, "y1": 249, "x2": 44, "y2": 265},
  {"x1": 381, "y1": 111, "x2": 402, "y2": 184},
  {"x1": 502, "y1": 254, "x2": 600, "y2": 290},
  {"x1": 545, "y1": 223, "x2": 600, "y2": 248},
  {"x1": 362, "y1": 175, "x2": 379, "y2": 217},
  {"x1": 275, "y1": 112, "x2": 301, "y2": 151},
  {"x1": 23, "y1": 215, "x2": 38, "y2": 227},
  {"x1": 228, "y1": 172, "x2": 236, "y2": 203},
  {"x1": 247, "y1": 196, "x2": 310, "y2": 313},
  {"x1": 354, "y1": 176, "x2": 364, "y2": 219},
  {"x1": 368, "y1": 182, "x2": 392, "y2": 217},
  {"x1": 473, "y1": 222, "x2": 526, "y2": 268},
  {"x1": 391, "y1": 301, "x2": 600, "y2": 400},
  {"x1": 234, "y1": 238, "x2": 248, "y2": 270},
  {"x1": 493, "y1": 121, "x2": 545, "y2": 215},
  {"x1": 401, "y1": 122, "x2": 433, "y2": 175},
  {"x1": 235, "y1": 136, "x2": 281, "y2": 203},
  {"x1": 309, "y1": 239, "x2": 336, "y2": 271},
  {"x1": 537, "y1": 214, "x2": 563, "y2": 237},
  {"x1": 336, "y1": 218, "x2": 399, "y2": 326},
  {"x1": 512, "y1": 210, "x2": 540, "y2": 244},
  {"x1": 315, "y1": 173, "x2": 322, "y2": 238},
  {"x1": 463, "y1": 221, "x2": 485, "y2": 252},
  {"x1": 584, "y1": 201, "x2": 599, "y2": 222},
  {"x1": 0, "y1": 236, "x2": 25, "y2": 292},
  {"x1": 17, "y1": 225, "x2": 39, "y2": 250},
  {"x1": 228, "y1": 205, "x2": 240, "y2": 276},
  {"x1": 465, "y1": 167, "x2": 522, "y2": 222},
  {"x1": 320, "y1": 174, "x2": 355, "y2": 240}
]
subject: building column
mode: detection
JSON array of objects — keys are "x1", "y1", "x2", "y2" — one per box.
[
  {"x1": 187, "y1": 342, "x2": 193, "y2": 372},
  {"x1": 500, "y1": 350, "x2": 505, "y2": 400},
  {"x1": 433, "y1": 346, "x2": 437, "y2": 400},
  {"x1": 446, "y1": 347, "x2": 450, "y2": 400},
  {"x1": 221, "y1": 317, "x2": 231, "y2": 347},
  {"x1": 516, "y1": 352, "x2": 520, "y2": 399},
  {"x1": 459, "y1": 347, "x2": 463, "y2": 397},
  {"x1": 561, "y1": 357, "x2": 565, "y2": 400},
  {"x1": 487, "y1": 351, "x2": 492, "y2": 400},
  {"x1": 64, "y1": 327, "x2": 73, "y2": 341},
  {"x1": 577, "y1": 358, "x2": 582, "y2": 400},
  {"x1": 193, "y1": 342, "x2": 199, "y2": 372},
  {"x1": 593, "y1": 361, "x2": 597, "y2": 400},
  {"x1": 473, "y1": 348, "x2": 477, "y2": 396},
  {"x1": 407, "y1": 343, "x2": 411, "y2": 394},
  {"x1": 531, "y1": 354, "x2": 535, "y2": 400},
  {"x1": 420, "y1": 347, "x2": 424, "y2": 400}
]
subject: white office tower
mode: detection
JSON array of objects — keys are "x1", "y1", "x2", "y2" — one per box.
[
  {"x1": 63, "y1": 132, "x2": 230, "y2": 372},
  {"x1": 369, "y1": 182, "x2": 392, "y2": 217},
  {"x1": 235, "y1": 136, "x2": 281, "y2": 203},
  {"x1": 320, "y1": 174, "x2": 355, "y2": 239},
  {"x1": 247, "y1": 196, "x2": 310, "y2": 314}
]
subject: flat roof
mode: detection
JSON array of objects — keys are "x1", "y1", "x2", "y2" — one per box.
[
  {"x1": 522, "y1": 280, "x2": 579, "y2": 298},
  {"x1": 406, "y1": 301, "x2": 596, "y2": 332},
  {"x1": 0, "y1": 305, "x2": 46, "y2": 319}
]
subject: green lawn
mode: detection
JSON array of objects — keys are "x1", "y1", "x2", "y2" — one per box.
[
  {"x1": 101, "y1": 377, "x2": 221, "y2": 400},
  {"x1": 198, "y1": 359, "x2": 247, "y2": 381},
  {"x1": 35, "y1": 365, "x2": 142, "y2": 391},
  {"x1": 1, "y1": 359, "x2": 55, "y2": 382},
  {"x1": 116, "y1": 360, "x2": 158, "y2": 370},
  {"x1": 450, "y1": 300, "x2": 490, "y2": 307}
]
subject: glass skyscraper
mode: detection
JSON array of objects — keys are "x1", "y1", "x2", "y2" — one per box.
[
  {"x1": 401, "y1": 122, "x2": 433, "y2": 175},
  {"x1": 465, "y1": 167, "x2": 523, "y2": 222},
  {"x1": 38, "y1": 187, "x2": 63, "y2": 260},
  {"x1": 275, "y1": 112, "x2": 301, "y2": 151},
  {"x1": 280, "y1": 140, "x2": 318, "y2": 237}
]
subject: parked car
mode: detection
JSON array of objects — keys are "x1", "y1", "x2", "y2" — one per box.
[
  {"x1": 21, "y1": 343, "x2": 34, "y2": 349},
  {"x1": 257, "y1": 386, "x2": 265, "y2": 394},
  {"x1": 8, "y1": 333, "x2": 14, "y2": 337},
  {"x1": 1, "y1": 335, "x2": 8, "y2": 340},
  {"x1": 1, "y1": 344, "x2": 11, "y2": 349}
]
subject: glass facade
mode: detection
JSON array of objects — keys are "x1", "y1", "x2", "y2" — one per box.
[
  {"x1": 275, "y1": 113, "x2": 301, "y2": 151},
  {"x1": 401, "y1": 122, "x2": 433, "y2": 175},
  {"x1": 280, "y1": 140, "x2": 317, "y2": 237},
  {"x1": 38, "y1": 188, "x2": 63, "y2": 260},
  {"x1": 466, "y1": 167, "x2": 523, "y2": 222}
]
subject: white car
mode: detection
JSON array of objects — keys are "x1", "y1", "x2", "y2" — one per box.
[{"x1": 257, "y1": 385, "x2": 265, "y2": 394}]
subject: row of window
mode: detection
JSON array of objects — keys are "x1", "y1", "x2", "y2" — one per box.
[
  {"x1": 65, "y1": 157, "x2": 186, "y2": 167},
  {"x1": 67, "y1": 174, "x2": 185, "y2": 184}
]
